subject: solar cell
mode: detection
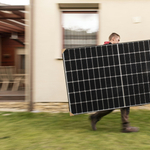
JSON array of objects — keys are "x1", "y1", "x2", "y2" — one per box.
[{"x1": 63, "y1": 40, "x2": 150, "y2": 115}]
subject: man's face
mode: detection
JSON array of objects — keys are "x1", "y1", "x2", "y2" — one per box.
[{"x1": 111, "y1": 36, "x2": 120, "y2": 44}]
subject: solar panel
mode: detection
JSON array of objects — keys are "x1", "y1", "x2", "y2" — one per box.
[{"x1": 63, "y1": 40, "x2": 150, "y2": 115}]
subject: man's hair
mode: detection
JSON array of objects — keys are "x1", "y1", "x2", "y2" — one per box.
[{"x1": 109, "y1": 33, "x2": 120, "y2": 41}]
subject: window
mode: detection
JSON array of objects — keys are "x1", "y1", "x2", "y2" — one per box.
[
  {"x1": 62, "y1": 12, "x2": 99, "y2": 49},
  {"x1": 15, "y1": 48, "x2": 25, "y2": 74}
]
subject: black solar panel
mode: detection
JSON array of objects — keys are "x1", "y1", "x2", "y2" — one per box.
[{"x1": 63, "y1": 40, "x2": 150, "y2": 115}]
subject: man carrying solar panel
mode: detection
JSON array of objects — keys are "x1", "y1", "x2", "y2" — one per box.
[{"x1": 90, "y1": 33, "x2": 139, "y2": 133}]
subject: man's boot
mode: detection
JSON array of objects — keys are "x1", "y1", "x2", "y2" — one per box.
[
  {"x1": 121, "y1": 123, "x2": 139, "y2": 133},
  {"x1": 89, "y1": 110, "x2": 114, "y2": 131},
  {"x1": 89, "y1": 114, "x2": 99, "y2": 131}
]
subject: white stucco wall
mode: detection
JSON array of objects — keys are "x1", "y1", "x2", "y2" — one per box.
[
  {"x1": 32, "y1": 0, "x2": 150, "y2": 102},
  {"x1": 100, "y1": 0, "x2": 150, "y2": 43}
]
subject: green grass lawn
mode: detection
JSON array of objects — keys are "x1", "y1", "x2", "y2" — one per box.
[{"x1": 0, "y1": 110, "x2": 150, "y2": 150}]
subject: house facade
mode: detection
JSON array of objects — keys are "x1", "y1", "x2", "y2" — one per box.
[
  {"x1": 30, "y1": 0, "x2": 150, "y2": 99},
  {"x1": 1, "y1": 0, "x2": 150, "y2": 112}
]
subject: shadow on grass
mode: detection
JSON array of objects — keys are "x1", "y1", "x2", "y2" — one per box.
[
  {"x1": 50, "y1": 113, "x2": 121, "y2": 133},
  {"x1": 0, "y1": 136, "x2": 10, "y2": 139},
  {"x1": 50, "y1": 110, "x2": 150, "y2": 134}
]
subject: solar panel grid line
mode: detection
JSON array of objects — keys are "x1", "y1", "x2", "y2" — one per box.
[
  {"x1": 84, "y1": 47, "x2": 95, "y2": 112},
  {"x1": 95, "y1": 46, "x2": 105, "y2": 110},
  {"x1": 104, "y1": 46, "x2": 114, "y2": 108},
  {"x1": 78, "y1": 48, "x2": 89, "y2": 113},
  {"x1": 131, "y1": 42, "x2": 144, "y2": 105},
  {"x1": 143, "y1": 40, "x2": 150, "y2": 103},
  {"x1": 116, "y1": 44, "x2": 126, "y2": 107},
  {"x1": 143, "y1": 41, "x2": 150, "y2": 99},
  {"x1": 100, "y1": 45, "x2": 122, "y2": 109},
  {"x1": 67, "y1": 50, "x2": 78, "y2": 114},
  {"x1": 126, "y1": 43, "x2": 136, "y2": 105},
  {"x1": 137, "y1": 42, "x2": 147, "y2": 104},
  {"x1": 128, "y1": 43, "x2": 141, "y2": 104},
  {"x1": 66, "y1": 58, "x2": 150, "y2": 72},
  {"x1": 68, "y1": 82, "x2": 150, "y2": 95},
  {"x1": 100, "y1": 46, "x2": 110, "y2": 109},
  {"x1": 105, "y1": 45, "x2": 115, "y2": 109},
  {"x1": 130, "y1": 41, "x2": 150, "y2": 104},
  {"x1": 65, "y1": 59, "x2": 150, "y2": 71},
  {"x1": 85, "y1": 49, "x2": 99, "y2": 112},
  {"x1": 127, "y1": 42, "x2": 140, "y2": 105},
  {"x1": 138, "y1": 41, "x2": 147, "y2": 104},
  {"x1": 79, "y1": 47, "x2": 89, "y2": 110},
  {"x1": 62, "y1": 52, "x2": 74, "y2": 114},
  {"x1": 143, "y1": 41, "x2": 150, "y2": 96},
  {"x1": 133, "y1": 42, "x2": 143, "y2": 105},
  {"x1": 89, "y1": 47, "x2": 100, "y2": 111},
  {"x1": 90, "y1": 48, "x2": 99, "y2": 111},
  {"x1": 69, "y1": 91, "x2": 150, "y2": 106},
  {"x1": 111, "y1": 45, "x2": 124, "y2": 108},
  {"x1": 122, "y1": 43, "x2": 133, "y2": 106},
  {"x1": 122, "y1": 43, "x2": 136, "y2": 105},
  {"x1": 64, "y1": 51, "x2": 149, "y2": 62},
  {"x1": 67, "y1": 70, "x2": 150, "y2": 84},
  {"x1": 73, "y1": 48, "x2": 84, "y2": 113},
  {"x1": 69, "y1": 92, "x2": 149, "y2": 105},
  {"x1": 75, "y1": 50, "x2": 86, "y2": 113}
]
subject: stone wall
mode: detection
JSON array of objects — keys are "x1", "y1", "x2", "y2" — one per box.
[
  {"x1": 0, "y1": 102, "x2": 150, "y2": 112},
  {"x1": 34, "y1": 102, "x2": 69, "y2": 113},
  {"x1": 0, "y1": 102, "x2": 28, "y2": 112},
  {"x1": 0, "y1": 102, "x2": 69, "y2": 113}
]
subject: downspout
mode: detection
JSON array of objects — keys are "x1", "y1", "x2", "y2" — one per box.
[
  {"x1": 0, "y1": 36, "x2": 1, "y2": 66},
  {"x1": 25, "y1": 0, "x2": 34, "y2": 111}
]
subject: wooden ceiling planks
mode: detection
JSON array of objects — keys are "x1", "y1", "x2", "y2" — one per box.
[
  {"x1": 0, "y1": 19, "x2": 25, "y2": 29},
  {"x1": 0, "y1": 6, "x2": 25, "y2": 11},
  {"x1": 0, "y1": 11, "x2": 23, "y2": 19},
  {"x1": 0, "y1": 5, "x2": 25, "y2": 34},
  {"x1": 12, "y1": 19, "x2": 25, "y2": 24},
  {"x1": 0, "y1": 28, "x2": 10, "y2": 32},
  {"x1": 0, "y1": 21, "x2": 24, "y2": 32},
  {"x1": 0, "y1": 24, "x2": 21, "y2": 32},
  {"x1": 11, "y1": 11, "x2": 25, "y2": 18}
]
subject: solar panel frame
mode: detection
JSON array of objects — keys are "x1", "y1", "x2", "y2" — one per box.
[{"x1": 63, "y1": 40, "x2": 150, "y2": 115}]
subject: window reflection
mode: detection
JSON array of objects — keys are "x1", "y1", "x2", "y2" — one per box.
[{"x1": 62, "y1": 12, "x2": 99, "y2": 48}]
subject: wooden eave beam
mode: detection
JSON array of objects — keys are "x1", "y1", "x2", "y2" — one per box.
[
  {"x1": 0, "y1": 32, "x2": 24, "y2": 37},
  {"x1": 0, "y1": 6, "x2": 25, "y2": 11},
  {"x1": 0, "y1": 25, "x2": 20, "y2": 32},
  {"x1": 0, "y1": 11, "x2": 23, "y2": 19},
  {"x1": 13, "y1": 19, "x2": 25, "y2": 24},
  {"x1": 12, "y1": 11, "x2": 25, "y2": 18},
  {"x1": 0, "y1": 28, "x2": 10, "y2": 32},
  {"x1": 0, "y1": 21, "x2": 24, "y2": 31},
  {"x1": 0, "y1": 19, "x2": 25, "y2": 29}
]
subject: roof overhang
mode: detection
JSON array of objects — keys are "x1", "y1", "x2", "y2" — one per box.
[{"x1": 0, "y1": 5, "x2": 25, "y2": 36}]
